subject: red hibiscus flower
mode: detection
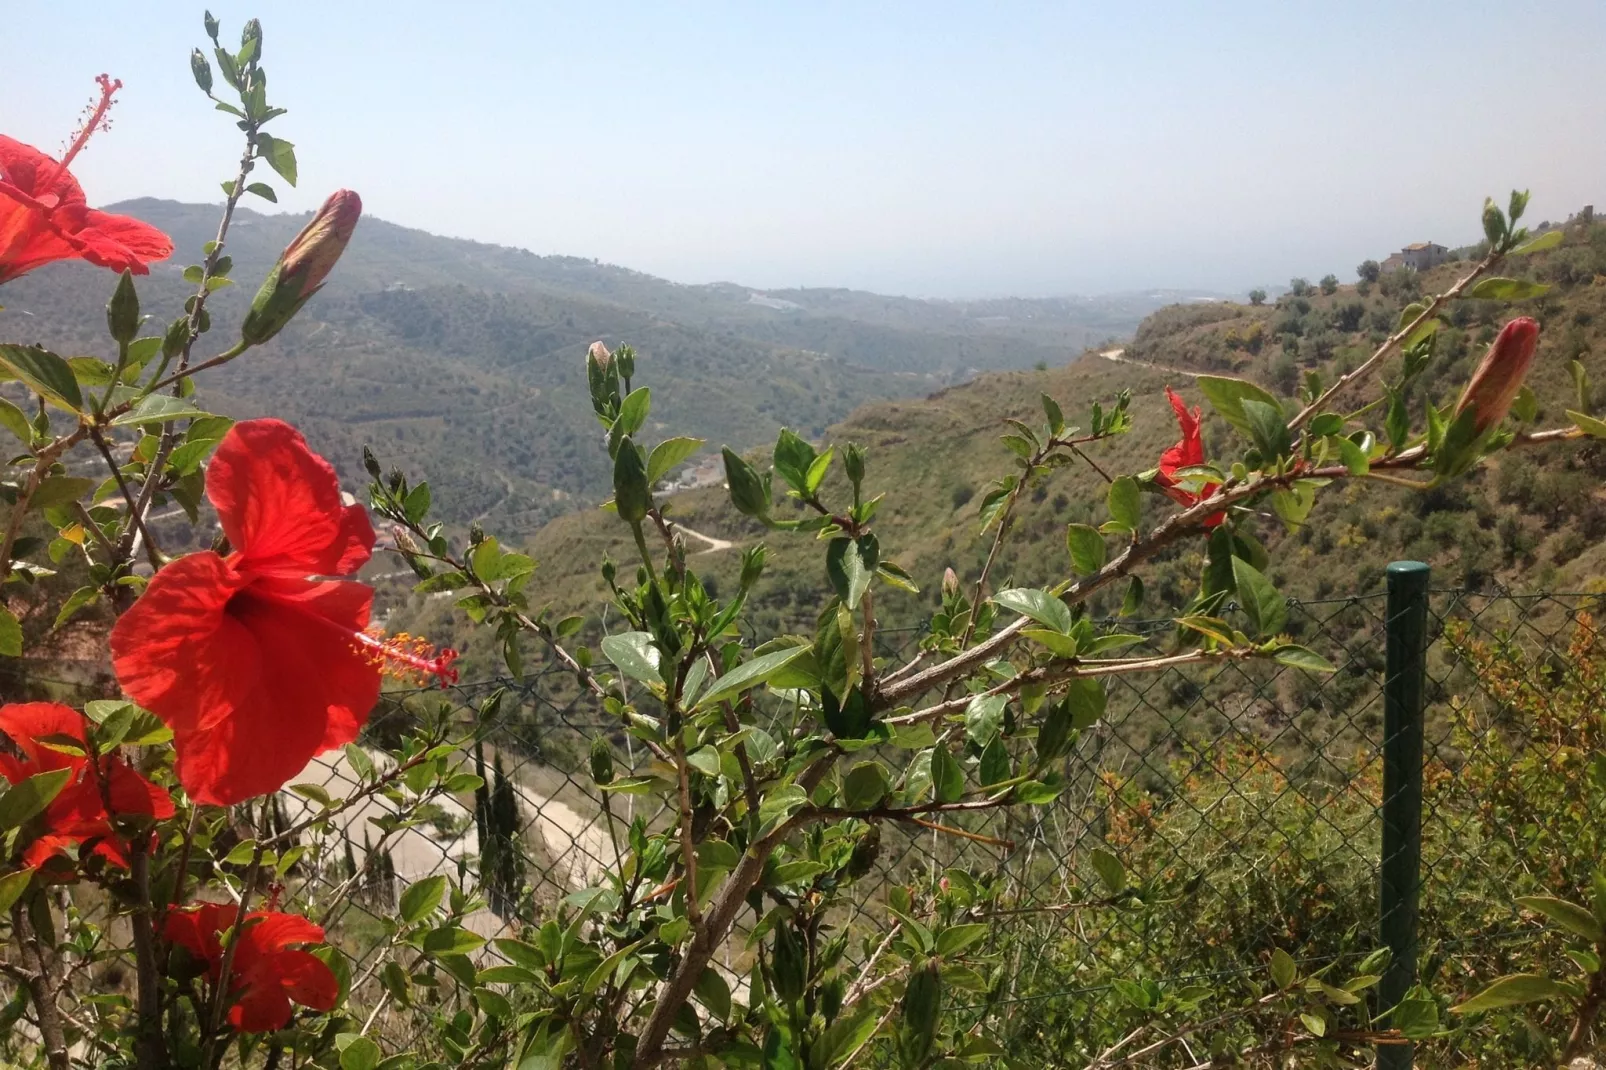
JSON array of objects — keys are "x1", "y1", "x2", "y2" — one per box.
[
  {"x1": 109, "y1": 420, "x2": 455, "y2": 806},
  {"x1": 0, "y1": 75, "x2": 174, "y2": 285},
  {"x1": 0, "y1": 702, "x2": 173, "y2": 872},
  {"x1": 1156, "y1": 386, "x2": 1226, "y2": 529},
  {"x1": 163, "y1": 902, "x2": 339, "y2": 1032}
]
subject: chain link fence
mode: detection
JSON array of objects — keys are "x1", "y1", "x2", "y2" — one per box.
[{"x1": 13, "y1": 580, "x2": 1603, "y2": 1064}]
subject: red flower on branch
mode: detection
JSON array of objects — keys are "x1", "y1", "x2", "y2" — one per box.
[
  {"x1": 110, "y1": 419, "x2": 456, "y2": 806},
  {"x1": 1156, "y1": 386, "x2": 1226, "y2": 529},
  {"x1": 163, "y1": 902, "x2": 339, "y2": 1032},
  {"x1": 1455, "y1": 316, "x2": 1541, "y2": 436},
  {"x1": 0, "y1": 76, "x2": 173, "y2": 284},
  {"x1": 0, "y1": 702, "x2": 173, "y2": 872}
]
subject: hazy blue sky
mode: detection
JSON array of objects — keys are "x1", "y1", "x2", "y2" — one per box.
[{"x1": 4, "y1": 2, "x2": 1603, "y2": 298}]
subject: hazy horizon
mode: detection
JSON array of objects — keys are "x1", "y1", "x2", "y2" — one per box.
[{"x1": 5, "y1": 1, "x2": 1604, "y2": 300}]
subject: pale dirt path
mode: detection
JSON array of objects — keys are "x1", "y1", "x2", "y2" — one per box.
[
  {"x1": 667, "y1": 519, "x2": 733, "y2": 554},
  {"x1": 1098, "y1": 347, "x2": 1198, "y2": 378}
]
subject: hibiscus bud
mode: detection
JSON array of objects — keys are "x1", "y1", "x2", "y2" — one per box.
[
  {"x1": 106, "y1": 269, "x2": 141, "y2": 344},
  {"x1": 240, "y1": 189, "x2": 362, "y2": 347},
  {"x1": 190, "y1": 49, "x2": 213, "y2": 94},
  {"x1": 942, "y1": 567, "x2": 960, "y2": 599},
  {"x1": 587, "y1": 341, "x2": 619, "y2": 414},
  {"x1": 362, "y1": 446, "x2": 381, "y2": 480},
  {"x1": 589, "y1": 737, "x2": 615, "y2": 785},
  {"x1": 1455, "y1": 317, "x2": 1540, "y2": 437},
  {"x1": 241, "y1": 18, "x2": 262, "y2": 55}
]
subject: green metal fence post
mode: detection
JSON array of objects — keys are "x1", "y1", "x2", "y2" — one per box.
[{"x1": 1379, "y1": 561, "x2": 1430, "y2": 1070}]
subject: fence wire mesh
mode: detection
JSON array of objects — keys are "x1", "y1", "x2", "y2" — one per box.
[{"x1": 14, "y1": 582, "x2": 1603, "y2": 1064}]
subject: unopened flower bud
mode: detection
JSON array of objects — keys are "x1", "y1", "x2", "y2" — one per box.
[
  {"x1": 240, "y1": 189, "x2": 362, "y2": 347},
  {"x1": 1455, "y1": 317, "x2": 1540, "y2": 436},
  {"x1": 589, "y1": 736, "x2": 615, "y2": 785},
  {"x1": 942, "y1": 567, "x2": 960, "y2": 599},
  {"x1": 587, "y1": 340, "x2": 612, "y2": 372}
]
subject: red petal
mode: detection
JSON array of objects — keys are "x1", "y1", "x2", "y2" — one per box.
[
  {"x1": 163, "y1": 902, "x2": 234, "y2": 967},
  {"x1": 0, "y1": 137, "x2": 85, "y2": 204},
  {"x1": 165, "y1": 577, "x2": 379, "y2": 805},
  {"x1": 21, "y1": 834, "x2": 79, "y2": 871},
  {"x1": 228, "y1": 985, "x2": 295, "y2": 1033},
  {"x1": 269, "y1": 949, "x2": 339, "y2": 1012},
  {"x1": 0, "y1": 702, "x2": 88, "y2": 770},
  {"x1": 110, "y1": 553, "x2": 248, "y2": 739},
  {"x1": 104, "y1": 758, "x2": 176, "y2": 820},
  {"x1": 78, "y1": 208, "x2": 174, "y2": 262},
  {"x1": 207, "y1": 420, "x2": 375, "y2": 577},
  {"x1": 243, "y1": 911, "x2": 326, "y2": 953}
]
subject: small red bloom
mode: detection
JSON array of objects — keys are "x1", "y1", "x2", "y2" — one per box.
[
  {"x1": 0, "y1": 76, "x2": 173, "y2": 284},
  {"x1": 1455, "y1": 316, "x2": 1541, "y2": 436},
  {"x1": 163, "y1": 903, "x2": 339, "y2": 1032},
  {"x1": 1156, "y1": 386, "x2": 1225, "y2": 529},
  {"x1": 110, "y1": 420, "x2": 455, "y2": 806},
  {"x1": 0, "y1": 703, "x2": 173, "y2": 872}
]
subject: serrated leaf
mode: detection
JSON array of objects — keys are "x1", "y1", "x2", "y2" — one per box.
[
  {"x1": 1516, "y1": 896, "x2": 1603, "y2": 943},
  {"x1": 1065, "y1": 523, "x2": 1106, "y2": 575},
  {"x1": 646, "y1": 436, "x2": 704, "y2": 484},
  {"x1": 1270, "y1": 948, "x2": 1297, "y2": 989},
  {"x1": 1465, "y1": 276, "x2": 1550, "y2": 302},
  {"x1": 1272, "y1": 644, "x2": 1335, "y2": 673},
  {"x1": 1568, "y1": 410, "x2": 1606, "y2": 439},
  {"x1": 0, "y1": 768, "x2": 73, "y2": 831},
  {"x1": 399, "y1": 875, "x2": 446, "y2": 925},
  {"x1": 1451, "y1": 973, "x2": 1567, "y2": 1014},
  {"x1": 1512, "y1": 229, "x2": 1564, "y2": 255},
  {"x1": 826, "y1": 535, "x2": 878, "y2": 610},
  {"x1": 255, "y1": 133, "x2": 298, "y2": 186},
  {"x1": 936, "y1": 923, "x2": 989, "y2": 958},
  {"x1": 1196, "y1": 375, "x2": 1282, "y2": 440},
  {"x1": 1090, "y1": 848, "x2": 1124, "y2": 894},
  {"x1": 697, "y1": 646, "x2": 809, "y2": 709},
  {"x1": 992, "y1": 587, "x2": 1072, "y2": 633},
  {"x1": 0, "y1": 344, "x2": 83, "y2": 411},
  {"x1": 1107, "y1": 476, "x2": 1141, "y2": 529},
  {"x1": 931, "y1": 746, "x2": 964, "y2": 804},
  {"x1": 1231, "y1": 557, "x2": 1285, "y2": 638},
  {"x1": 686, "y1": 746, "x2": 721, "y2": 778},
  {"x1": 600, "y1": 631, "x2": 661, "y2": 685},
  {"x1": 111, "y1": 394, "x2": 215, "y2": 426}
]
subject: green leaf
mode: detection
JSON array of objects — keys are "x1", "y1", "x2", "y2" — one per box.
[
  {"x1": 1106, "y1": 476, "x2": 1141, "y2": 530},
  {"x1": 821, "y1": 1007, "x2": 880, "y2": 1067},
  {"x1": 646, "y1": 436, "x2": 704, "y2": 484},
  {"x1": 826, "y1": 535, "x2": 879, "y2": 610},
  {"x1": 1065, "y1": 523, "x2": 1106, "y2": 575},
  {"x1": 978, "y1": 736, "x2": 1010, "y2": 787},
  {"x1": 964, "y1": 693, "x2": 1007, "y2": 748},
  {"x1": 1239, "y1": 397, "x2": 1291, "y2": 460},
  {"x1": 1271, "y1": 645, "x2": 1335, "y2": 673},
  {"x1": 1568, "y1": 410, "x2": 1606, "y2": 439},
  {"x1": 1090, "y1": 848, "x2": 1124, "y2": 894},
  {"x1": 935, "y1": 923, "x2": 990, "y2": 958},
  {"x1": 686, "y1": 746, "x2": 721, "y2": 777},
  {"x1": 399, "y1": 875, "x2": 447, "y2": 925},
  {"x1": 1121, "y1": 575, "x2": 1144, "y2": 616},
  {"x1": 931, "y1": 746, "x2": 964, "y2": 804},
  {"x1": 1451, "y1": 973, "x2": 1567, "y2": 1014},
  {"x1": 898, "y1": 961, "x2": 942, "y2": 1069},
  {"x1": 245, "y1": 182, "x2": 277, "y2": 203},
  {"x1": 1041, "y1": 393, "x2": 1065, "y2": 434},
  {"x1": 1516, "y1": 896, "x2": 1604, "y2": 943},
  {"x1": 697, "y1": 646, "x2": 809, "y2": 709},
  {"x1": 1300, "y1": 1013, "x2": 1326, "y2": 1038},
  {"x1": 1512, "y1": 229, "x2": 1564, "y2": 255},
  {"x1": 1465, "y1": 276, "x2": 1550, "y2": 302},
  {"x1": 617, "y1": 386, "x2": 651, "y2": 436},
  {"x1": 255, "y1": 132, "x2": 298, "y2": 186},
  {"x1": 1196, "y1": 375, "x2": 1282, "y2": 440},
  {"x1": 421, "y1": 926, "x2": 484, "y2": 955},
  {"x1": 694, "y1": 965, "x2": 732, "y2": 1022},
  {"x1": 339, "y1": 1036, "x2": 381, "y2": 1070},
  {"x1": 1232, "y1": 557, "x2": 1286, "y2": 637},
  {"x1": 111, "y1": 394, "x2": 214, "y2": 426},
  {"x1": 0, "y1": 344, "x2": 83, "y2": 412},
  {"x1": 991, "y1": 587, "x2": 1072, "y2": 634},
  {"x1": 1270, "y1": 948, "x2": 1298, "y2": 989},
  {"x1": 0, "y1": 605, "x2": 20, "y2": 658},
  {"x1": 0, "y1": 869, "x2": 32, "y2": 914},
  {"x1": 842, "y1": 761, "x2": 890, "y2": 810},
  {"x1": 29, "y1": 476, "x2": 94, "y2": 511},
  {"x1": 0, "y1": 768, "x2": 73, "y2": 831},
  {"x1": 1064, "y1": 677, "x2": 1107, "y2": 729},
  {"x1": 611, "y1": 436, "x2": 651, "y2": 525},
  {"x1": 52, "y1": 586, "x2": 100, "y2": 631},
  {"x1": 721, "y1": 447, "x2": 770, "y2": 519},
  {"x1": 0, "y1": 396, "x2": 31, "y2": 445},
  {"x1": 600, "y1": 632, "x2": 661, "y2": 685}
]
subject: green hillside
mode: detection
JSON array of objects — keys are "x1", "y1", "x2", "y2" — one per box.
[
  {"x1": 387, "y1": 220, "x2": 1606, "y2": 678},
  {"x1": 0, "y1": 201, "x2": 1174, "y2": 531}
]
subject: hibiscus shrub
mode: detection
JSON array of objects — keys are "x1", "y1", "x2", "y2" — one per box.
[{"x1": 0, "y1": 14, "x2": 1601, "y2": 1070}]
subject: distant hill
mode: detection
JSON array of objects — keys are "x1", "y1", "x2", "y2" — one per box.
[
  {"x1": 387, "y1": 220, "x2": 1606, "y2": 679},
  {"x1": 0, "y1": 200, "x2": 1183, "y2": 533}
]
